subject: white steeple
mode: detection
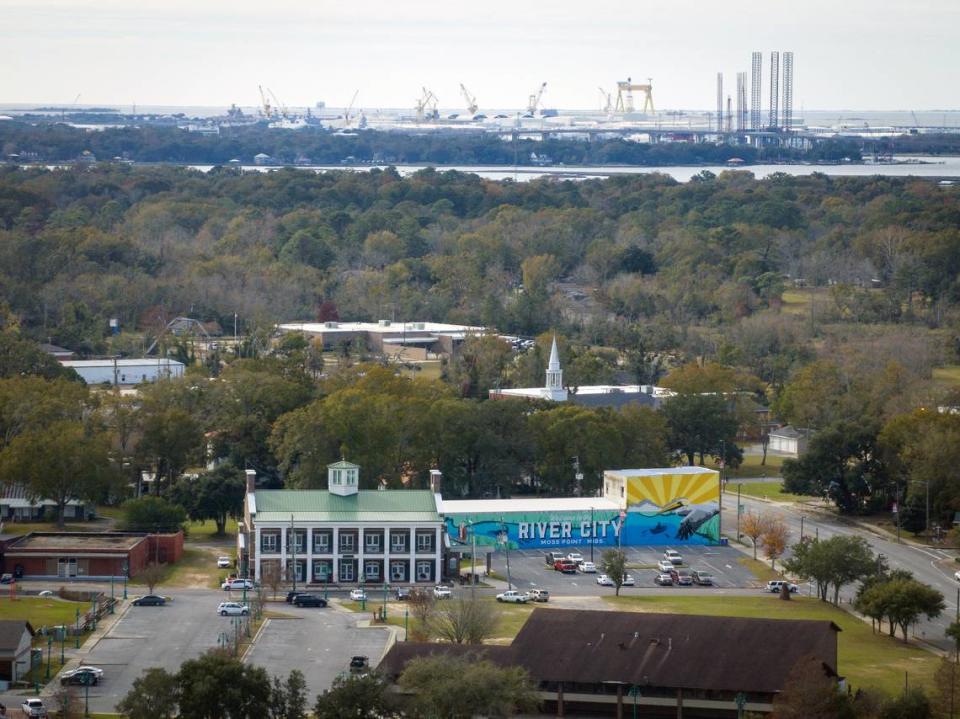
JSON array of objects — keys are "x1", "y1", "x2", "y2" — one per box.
[{"x1": 544, "y1": 336, "x2": 568, "y2": 401}]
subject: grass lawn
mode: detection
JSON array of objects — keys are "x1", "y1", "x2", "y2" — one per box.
[
  {"x1": 0, "y1": 595, "x2": 91, "y2": 630},
  {"x1": 736, "y1": 555, "x2": 783, "y2": 583},
  {"x1": 129, "y1": 546, "x2": 223, "y2": 590},
  {"x1": 933, "y1": 365, "x2": 960, "y2": 387},
  {"x1": 705, "y1": 453, "x2": 784, "y2": 479},
  {"x1": 356, "y1": 597, "x2": 535, "y2": 641},
  {"x1": 602, "y1": 595, "x2": 938, "y2": 696},
  {"x1": 185, "y1": 517, "x2": 238, "y2": 543},
  {"x1": 731, "y1": 480, "x2": 819, "y2": 503}
]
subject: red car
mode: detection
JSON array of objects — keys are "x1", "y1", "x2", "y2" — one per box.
[{"x1": 553, "y1": 559, "x2": 577, "y2": 573}]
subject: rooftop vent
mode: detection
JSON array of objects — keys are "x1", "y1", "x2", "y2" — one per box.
[{"x1": 378, "y1": 320, "x2": 391, "y2": 327}]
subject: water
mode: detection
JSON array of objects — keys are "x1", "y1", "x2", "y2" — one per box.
[{"x1": 186, "y1": 156, "x2": 960, "y2": 182}]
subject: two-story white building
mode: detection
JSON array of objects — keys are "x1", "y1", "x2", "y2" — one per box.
[{"x1": 239, "y1": 461, "x2": 445, "y2": 586}]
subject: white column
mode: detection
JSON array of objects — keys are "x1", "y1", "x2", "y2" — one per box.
[
  {"x1": 254, "y1": 526, "x2": 261, "y2": 582},
  {"x1": 408, "y1": 527, "x2": 416, "y2": 583},
  {"x1": 357, "y1": 528, "x2": 365, "y2": 585},
  {"x1": 332, "y1": 527, "x2": 339, "y2": 582},
  {"x1": 306, "y1": 527, "x2": 313, "y2": 583},
  {"x1": 434, "y1": 526, "x2": 442, "y2": 583},
  {"x1": 280, "y1": 525, "x2": 287, "y2": 575}
]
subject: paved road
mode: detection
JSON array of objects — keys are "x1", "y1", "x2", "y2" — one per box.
[
  {"x1": 244, "y1": 605, "x2": 391, "y2": 699},
  {"x1": 722, "y1": 493, "x2": 959, "y2": 650}
]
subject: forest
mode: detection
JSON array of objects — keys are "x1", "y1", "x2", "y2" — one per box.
[
  {"x1": 1, "y1": 163, "x2": 960, "y2": 523},
  {"x1": 0, "y1": 120, "x2": 863, "y2": 165}
]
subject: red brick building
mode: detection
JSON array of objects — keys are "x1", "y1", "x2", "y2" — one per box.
[{"x1": 2, "y1": 532, "x2": 184, "y2": 579}]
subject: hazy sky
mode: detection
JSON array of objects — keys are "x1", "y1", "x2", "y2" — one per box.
[{"x1": 2, "y1": 0, "x2": 957, "y2": 112}]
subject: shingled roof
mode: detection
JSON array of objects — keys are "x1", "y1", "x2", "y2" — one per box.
[
  {"x1": 0, "y1": 621, "x2": 33, "y2": 653},
  {"x1": 380, "y1": 609, "x2": 840, "y2": 695}
]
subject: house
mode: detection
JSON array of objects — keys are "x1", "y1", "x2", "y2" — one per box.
[
  {"x1": 3, "y1": 531, "x2": 184, "y2": 579},
  {"x1": 59, "y1": 358, "x2": 184, "y2": 386},
  {"x1": 0, "y1": 621, "x2": 35, "y2": 687},
  {"x1": 0, "y1": 484, "x2": 94, "y2": 522},
  {"x1": 39, "y1": 343, "x2": 74, "y2": 360},
  {"x1": 380, "y1": 609, "x2": 841, "y2": 717},
  {"x1": 239, "y1": 462, "x2": 446, "y2": 586},
  {"x1": 767, "y1": 426, "x2": 815, "y2": 457}
]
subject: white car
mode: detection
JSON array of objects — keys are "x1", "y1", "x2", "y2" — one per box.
[
  {"x1": 955, "y1": 570, "x2": 960, "y2": 582},
  {"x1": 622, "y1": 574, "x2": 636, "y2": 586},
  {"x1": 766, "y1": 580, "x2": 798, "y2": 594},
  {"x1": 76, "y1": 665, "x2": 104, "y2": 678},
  {"x1": 578, "y1": 561, "x2": 597, "y2": 573},
  {"x1": 664, "y1": 549, "x2": 683, "y2": 565},
  {"x1": 433, "y1": 585, "x2": 453, "y2": 599},
  {"x1": 38, "y1": 590, "x2": 54, "y2": 597},
  {"x1": 217, "y1": 556, "x2": 233, "y2": 568},
  {"x1": 221, "y1": 578, "x2": 254, "y2": 591},
  {"x1": 596, "y1": 574, "x2": 614, "y2": 586},
  {"x1": 22, "y1": 699, "x2": 47, "y2": 717},
  {"x1": 217, "y1": 602, "x2": 249, "y2": 616},
  {"x1": 566, "y1": 552, "x2": 584, "y2": 564},
  {"x1": 657, "y1": 560, "x2": 675, "y2": 573},
  {"x1": 349, "y1": 588, "x2": 367, "y2": 601},
  {"x1": 496, "y1": 590, "x2": 528, "y2": 603}
]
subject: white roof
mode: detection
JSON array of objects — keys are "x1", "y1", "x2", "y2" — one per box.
[
  {"x1": 493, "y1": 384, "x2": 672, "y2": 398},
  {"x1": 278, "y1": 321, "x2": 485, "y2": 336},
  {"x1": 604, "y1": 467, "x2": 719, "y2": 478},
  {"x1": 61, "y1": 358, "x2": 185, "y2": 368},
  {"x1": 439, "y1": 497, "x2": 620, "y2": 514}
]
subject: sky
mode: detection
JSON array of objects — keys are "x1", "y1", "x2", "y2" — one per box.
[{"x1": 2, "y1": 0, "x2": 958, "y2": 112}]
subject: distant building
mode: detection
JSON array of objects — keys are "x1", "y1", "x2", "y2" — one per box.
[
  {"x1": 767, "y1": 425, "x2": 814, "y2": 457},
  {"x1": 381, "y1": 609, "x2": 841, "y2": 717},
  {"x1": 0, "y1": 621, "x2": 35, "y2": 686},
  {"x1": 253, "y1": 153, "x2": 273, "y2": 165},
  {"x1": 59, "y1": 358, "x2": 184, "y2": 386},
  {"x1": 0, "y1": 484, "x2": 93, "y2": 522},
  {"x1": 489, "y1": 336, "x2": 673, "y2": 409},
  {"x1": 39, "y1": 343, "x2": 74, "y2": 360},
  {"x1": 239, "y1": 462, "x2": 446, "y2": 585},
  {"x1": 277, "y1": 320, "x2": 486, "y2": 360}
]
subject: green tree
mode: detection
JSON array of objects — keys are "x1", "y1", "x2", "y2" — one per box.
[
  {"x1": 398, "y1": 654, "x2": 538, "y2": 719},
  {"x1": 0, "y1": 420, "x2": 115, "y2": 527},
  {"x1": 0, "y1": 333, "x2": 81, "y2": 381},
  {"x1": 662, "y1": 393, "x2": 741, "y2": 466},
  {"x1": 599, "y1": 549, "x2": 628, "y2": 597},
  {"x1": 269, "y1": 670, "x2": 307, "y2": 719},
  {"x1": 172, "y1": 465, "x2": 245, "y2": 536},
  {"x1": 118, "y1": 496, "x2": 187, "y2": 533},
  {"x1": 947, "y1": 620, "x2": 960, "y2": 657},
  {"x1": 857, "y1": 577, "x2": 944, "y2": 642},
  {"x1": 786, "y1": 536, "x2": 877, "y2": 604},
  {"x1": 116, "y1": 667, "x2": 179, "y2": 719},
  {"x1": 879, "y1": 687, "x2": 932, "y2": 719},
  {"x1": 0, "y1": 376, "x2": 90, "y2": 449},
  {"x1": 176, "y1": 651, "x2": 271, "y2": 719},
  {"x1": 313, "y1": 672, "x2": 396, "y2": 719},
  {"x1": 137, "y1": 408, "x2": 202, "y2": 494}
]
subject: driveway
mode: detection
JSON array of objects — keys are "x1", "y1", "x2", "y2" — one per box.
[{"x1": 243, "y1": 603, "x2": 392, "y2": 700}]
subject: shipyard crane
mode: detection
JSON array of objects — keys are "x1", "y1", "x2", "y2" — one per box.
[
  {"x1": 415, "y1": 87, "x2": 439, "y2": 122},
  {"x1": 614, "y1": 77, "x2": 655, "y2": 114},
  {"x1": 597, "y1": 86, "x2": 613, "y2": 115},
  {"x1": 343, "y1": 90, "x2": 360, "y2": 127},
  {"x1": 268, "y1": 88, "x2": 289, "y2": 119},
  {"x1": 258, "y1": 85, "x2": 273, "y2": 119},
  {"x1": 526, "y1": 82, "x2": 547, "y2": 116},
  {"x1": 460, "y1": 84, "x2": 478, "y2": 116}
]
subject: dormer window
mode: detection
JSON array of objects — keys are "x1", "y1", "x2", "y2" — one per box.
[{"x1": 328, "y1": 460, "x2": 360, "y2": 497}]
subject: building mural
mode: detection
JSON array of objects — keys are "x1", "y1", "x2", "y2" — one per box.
[{"x1": 443, "y1": 468, "x2": 720, "y2": 549}]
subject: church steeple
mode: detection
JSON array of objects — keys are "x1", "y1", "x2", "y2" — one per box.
[{"x1": 544, "y1": 336, "x2": 568, "y2": 401}]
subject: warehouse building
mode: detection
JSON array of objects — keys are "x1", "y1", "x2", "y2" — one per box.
[
  {"x1": 59, "y1": 358, "x2": 184, "y2": 386},
  {"x1": 440, "y1": 466, "x2": 720, "y2": 550},
  {"x1": 240, "y1": 462, "x2": 446, "y2": 585},
  {"x1": 277, "y1": 320, "x2": 485, "y2": 360}
]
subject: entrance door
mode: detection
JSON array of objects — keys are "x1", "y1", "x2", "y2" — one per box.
[{"x1": 58, "y1": 558, "x2": 77, "y2": 578}]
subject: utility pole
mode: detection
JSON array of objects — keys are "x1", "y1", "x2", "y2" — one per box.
[
  {"x1": 501, "y1": 517, "x2": 512, "y2": 590},
  {"x1": 590, "y1": 506, "x2": 595, "y2": 563},
  {"x1": 471, "y1": 525, "x2": 477, "y2": 600},
  {"x1": 736, "y1": 483, "x2": 742, "y2": 541}
]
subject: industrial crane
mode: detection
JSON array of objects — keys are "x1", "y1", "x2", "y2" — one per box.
[
  {"x1": 526, "y1": 82, "x2": 547, "y2": 116},
  {"x1": 258, "y1": 85, "x2": 273, "y2": 119},
  {"x1": 415, "y1": 87, "x2": 439, "y2": 122},
  {"x1": 460, "y1": 84, "x2": 478, "y2": 116},
  {"x1": 597, "y1": 86, "x2": 613, "y2": 115},
  {"x1": 268, "y1": 88, "x2": 289, "y2": 119},
  {"x1": 614, "y1": 77, "x2": 655, "y2": 114},
  {"x1": 343, "y1": 90, "x2": 360, "y2": 127}
]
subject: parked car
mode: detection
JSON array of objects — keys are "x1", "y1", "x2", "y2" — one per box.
[
  {"x1": 217, "y1": 556, "x2": 233, "y2": 569},
  {"x1": 496, "y1": 590, "x2": 529, "y2": 603},
  {"x1": 349, "y1": 588, "x2": 367, "y2": 602},
  {"x1": 395, "y1": 587, "x2": 411, "y2": 600},
  {"x1": 654, "y1": 572, "x2": 674, "y2": 586},
  {"x1": 553, "y1": 559, "x2": 577, "y2": 573},
  {"x1": 663, "y1": 549, "x2": 683, "y2": 565},
  {"x1": 349, "y1": 656, "x2": 369, "y2": 675},
  {"x1": 21, "y1": 699, "x2": 47, "y2": 717},
  {"x1": 527, "y1": 589, "x2": 550, "y2": 602},
  {"x1": 37, "y1": 590, "x2": 54, "y2": 597},
  {"x1": 566, "y1": 552, "x2": 584, "y2": 564},
  {"x1": 294, "y1": 595, "x2": 327, "y2": 608},
  {"x1": 596, "y1": 574, "x2": 614, "y2": 586},
  {"x1": 622, "y1": 574, "x2": 636, "y2": 586},
  {"x1": 0, "y1": 574, "x2": 13, "y2": 585},
  {"x1": 217, "y1": 602, "x2": 249, "y2": 616},
  {"x1": 669, "y1": 568, "x2": 693, "y2": 586},
  {"x1": 656, "y1": 560, "x2": 675, "y2": 573},
  {"x1": 955, "y1": 570, "x2": 960, "y2": 582},
  {"x1": 76, "y1": 665, "x2": 104, "y2": 678},
  {"x1": 433, "y1": 585, "x2": 453, "y2": 599},
  {"x1": 766, "y1": 580, "x2": 799, "y2": 594},
  {"x1": 286, "y1": 591, "x2": 312, "y2": 603},
  {"x1": 132, "y1": 594, "x2": 166, "y2": 606},
  {"x1": 221, "y1": 578, "x2": 255, "y2": 591},
  {"x1": 578, "y1": 561, "x2": 597, "y2": 573},
  {"x1": 60, "y1": 669, "x2": 99, "y2": 686},
  {"x1": 545, "y1": 551, "x2": 564, "y2": 566},
  {"x1": 691, "y1": 570, "x2": 714, "y2": 586}
]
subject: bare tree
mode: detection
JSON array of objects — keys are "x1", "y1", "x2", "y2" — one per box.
[
  {"x1": 431, "y1": 597, "x2": 498, "y2": 644},
  {"x1": 262, "y1": 562, "x2": 283, "y2": 600},
  {"x1": 138, "y1": 562, "x2": 166, "y2": 594},
  {"x1": 762, "y1": 516, "x2": 790, "y2": 571},
  {"x1": 51, "y1": 685, "x2": 80, "y2": 719},
  {"x1": 740, "y1": 511, "x2": 769, "y2": 560},
  {"x1": 408, "y1": 588, "x2": 436, "y2": 641}
]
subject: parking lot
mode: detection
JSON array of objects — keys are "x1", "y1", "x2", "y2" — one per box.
[{"x1": 485, "y1": 544, "x2": 758, "y2": 594}]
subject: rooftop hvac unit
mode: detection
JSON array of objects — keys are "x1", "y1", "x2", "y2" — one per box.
[
  {"x1": 414, "y1": 323, "x2": 426, "y2": 330},
  {"x1": 324, "y1": 321, "x2": 339, "y2": 329},
  {"x1": 378, "y1": 320, "x2": 391, "y2": 327}
]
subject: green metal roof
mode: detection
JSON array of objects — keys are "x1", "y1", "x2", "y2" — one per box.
[{"x1": 253, "y1": 490, "x2": 440, "y2": 523}]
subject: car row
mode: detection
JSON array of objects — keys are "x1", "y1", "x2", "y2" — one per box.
[
  {"x1": 495, "y1": 588, "x2": 550, "y2": 603},
  {"x1": 546, "y1": 551, "x2": 599, "y2": 574},
  {"x1": 596, "y1": 574, "x2": 635, "y2": 586}
]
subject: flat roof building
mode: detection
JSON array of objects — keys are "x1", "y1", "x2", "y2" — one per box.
[
  {"x1": 59, "y1": 358, "x2": 184, "y2": 386},
  {"x1": 277, "y1": 320, "x2": 485, "y2": 359}
]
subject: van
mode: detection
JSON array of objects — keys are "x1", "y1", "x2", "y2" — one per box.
[
  {"x1": 545, "y1": 552, "x2": 563, "y2": 566},
  {"x1": 528, "y1": 589, "x2": 550, "y2": 603}
]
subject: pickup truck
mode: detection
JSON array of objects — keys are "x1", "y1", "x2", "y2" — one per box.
[
  {"x1": 553, "y1": 559, "x2": 577, "y2": 573},
  {"x1": 496, "y1": 590, "x2": 529, "y2": 603}
]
